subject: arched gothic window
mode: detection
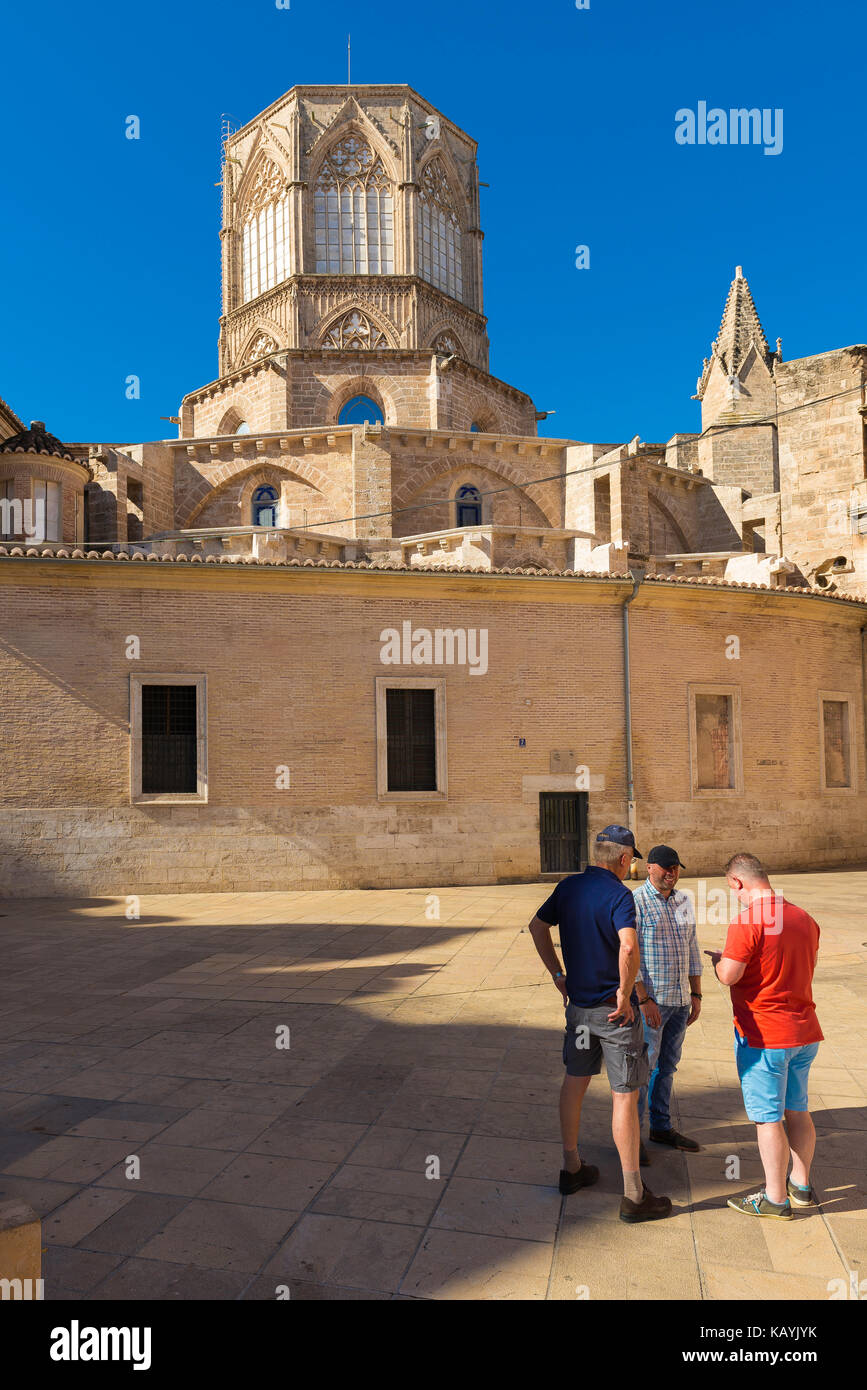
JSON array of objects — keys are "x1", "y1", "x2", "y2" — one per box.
[
  {"x1": 241, "y1": 160, "x2": 290, "y2": 304},
  {"x1": 242, "y1": 333, "x2": 278, "y2": 365},
  {"x1": 338, "y1": 396, "x2": 384, "y2": 425},
  {"x1": 314, "y1": 135, "x2": 394, "y2": 275},
  {"x1": 456, "y1": 485, "x2": 482, "y2": 527},
  {"x1": 432, "y1": 331, "x2": 462, "y2": 356},
  {"x1": 417, "y1": 159, "x2": 463, "y2": 300},
  {"x1": 252, "y1": 485, "x2": 279, "y2": 528},
  {"x1": 322, "y1": 309, "x2": 389, "y2": 351}
]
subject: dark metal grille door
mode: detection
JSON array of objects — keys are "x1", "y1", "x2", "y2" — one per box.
[
  {"x1": 141, "y1": 685, "x2": 197, "y2": 794},
  {"x1": 539, "y1": 792, "x2": 588, "y2": 873},
  {"x1": 386, "y1": 688, "x2": 437, "y2": 791}
]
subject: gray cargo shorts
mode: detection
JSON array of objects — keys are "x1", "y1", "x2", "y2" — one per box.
[{"x1": 563, "y1": 999, "x2": 650, "y2": 1092}]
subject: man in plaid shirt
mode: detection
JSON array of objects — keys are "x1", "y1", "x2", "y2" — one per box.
[{"x1": 633, "y1": 844, "x2": 703, "y2": 1164}]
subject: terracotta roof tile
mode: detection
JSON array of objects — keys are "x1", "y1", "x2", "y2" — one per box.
[
  {"x1": 0, "y1": 545, "x2": 864, "y2": 606},
  {"x1": 0, "y1": 420, "x2": 74, "y2": 461}
]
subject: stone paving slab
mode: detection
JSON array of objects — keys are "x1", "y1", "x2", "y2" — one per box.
[{"x1": 0, "y1": 872, "x2": 864, "y2": 1300}]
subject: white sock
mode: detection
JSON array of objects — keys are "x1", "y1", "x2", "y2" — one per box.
[{"x1": 624, "y1": 1171, "x2": 643, "y2": 1201}]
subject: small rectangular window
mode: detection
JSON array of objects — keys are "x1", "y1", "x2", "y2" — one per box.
[
  {"x1": 130, "y1": 675, "x2": 207, "y2": 804},
  {"x1": 386, "y1": 688, "x2": 436, "y2": 791},
  {"x1": 142, "y1": 686, "x2": 197, "y2": 793},
  {"x1": 376, "y1": 678, "x2": 446, "y2": 801}
]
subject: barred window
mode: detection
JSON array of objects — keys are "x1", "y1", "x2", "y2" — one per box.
[
  {"x1": 386, "y1": 688, "x2": 437, "y2": 792},
  {"x1": 141, "y1": 686, "x2": 198, "y2": 795},
  {"x1": 375, "y1": 678, "x2": 447, "y2": 800},
  {"x1": 417, "y1": 158, "x2": 463, "y2": 300},
  {"x1": 241, "y1": 159, "x2": 290, "y2": 304},
  {"x1": 131, "y1": 676, "x2": 207, "y2": 803},
  {"x1": 314, "y1": 135, "x2": 394, "y2": 275}
]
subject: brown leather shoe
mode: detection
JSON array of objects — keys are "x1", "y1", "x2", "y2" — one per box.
[
  {"x1": 619, "y1": 1182, "x2": 672, "y2": 1223},
  {"x1": 559, "y1": 1162, "x2": 600, "y2": 1195},
  {"x1": 650, "y1": 1127, "x2": 700, "y2": 1152}
]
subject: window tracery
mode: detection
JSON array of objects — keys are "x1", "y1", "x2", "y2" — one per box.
[
  {"x1": 241, "y1": 159, "x2": 290, "y2": 303},
  {"x1": 432, "y1": 332, "x2": 461, "y2": 355},
  {"x1": 322, "y1": 309, "x2": 389, "y2": 351},
  {"x1": 417, "y1": 159, "x2": 463, "y2": 300},
  {"x1": 242, "y1": 333, "x2": 278, "y2": 364},
  {"x1": 314, "y1": 135, "x2": 394, "y2": 275}
]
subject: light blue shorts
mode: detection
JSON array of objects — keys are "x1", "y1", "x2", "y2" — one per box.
[{"x1": 734, "y1": 1033, "x2": 820, "y2": 1123}]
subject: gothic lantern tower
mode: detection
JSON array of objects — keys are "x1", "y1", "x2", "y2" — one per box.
[{"x1": 179, "y1": 85, "x2": 537, "y2": 439}]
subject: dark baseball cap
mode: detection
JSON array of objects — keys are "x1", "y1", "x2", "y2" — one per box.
[
  {"x1": 647, "y1": 844, "x2": 685, "y2": 869},
  {"x1": 596, "y1": 825, "x2": 643, "y2": 859}
]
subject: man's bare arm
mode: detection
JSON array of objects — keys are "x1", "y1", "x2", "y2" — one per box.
[
  {"x1": 715, "y1": 957, "x2": 746, "y2": 986},
  {"x1": 528, "y1": 915, "x2": 567, "y2": 997},
  {"x1": 610, "y1": 927, "x2": 639, "y2": 1022},
  {"x1": 618, "y1": 927, "x2": 640, "y2": 994}
]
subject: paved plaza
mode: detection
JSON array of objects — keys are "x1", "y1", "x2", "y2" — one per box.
[{"x1": 0, "y1": 873, "x2": 864, "y2": 1300}]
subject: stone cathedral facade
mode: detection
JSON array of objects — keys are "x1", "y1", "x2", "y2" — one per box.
[
  {"x1": 0, "y1": 83, "x2": 866, "y2": 894},
  {"x1": 2, "y1": 83, "x2": 865, "y2": 592}
]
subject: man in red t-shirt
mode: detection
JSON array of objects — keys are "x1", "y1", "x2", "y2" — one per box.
[{"x1": 709, "y1": 852, "x2": 823, "y2": 1220}]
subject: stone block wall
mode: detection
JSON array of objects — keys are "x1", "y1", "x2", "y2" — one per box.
[
  {"x1": 171, "y1": 436, "x2": 354, "y2": 533},
  {"x1": 0, "y1": 562, "x2": 864, "y2": 895},
  {"x1": 180, "y1": 351, "x2": 536, "y2": 440},
  {"x1": 390, "y1": 438, "x2": 564, "y2": 538},
  {"x1": 630, "y1": 585, "x2": 867, "y2": 870},
  {"x1": 776, "y1": 346, "x2": 867, "y2": 591}
]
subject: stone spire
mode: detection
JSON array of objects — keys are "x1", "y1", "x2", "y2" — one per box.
[{"x1": 695, "y1": 267, "x2": 776, "y2": 400}]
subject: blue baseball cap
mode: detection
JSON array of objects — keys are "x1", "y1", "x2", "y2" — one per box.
[
  {"x1": 647, "y1": 844, "x2": 685, "y2": 869},
  {"x1": 596, "y1": 825, "x2": 643, "y2": 858}
]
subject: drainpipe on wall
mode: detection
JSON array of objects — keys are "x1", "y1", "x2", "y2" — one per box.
[{"x1": 622, "y1": 565, "x2": 645, "y2": 879}]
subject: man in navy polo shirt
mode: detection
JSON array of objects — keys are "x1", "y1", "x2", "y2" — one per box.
[{"x1": 528, "y1": 825, "x2": 672, "y2": 1222}]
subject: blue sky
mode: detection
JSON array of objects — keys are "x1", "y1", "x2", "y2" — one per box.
[{"x1": 1, "y1": 0, "x2": 863, "y2": 445}]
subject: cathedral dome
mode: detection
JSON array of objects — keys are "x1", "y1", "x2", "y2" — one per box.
[{"x1": 0, "y1": 420, "x2": 74, "y2": 461}]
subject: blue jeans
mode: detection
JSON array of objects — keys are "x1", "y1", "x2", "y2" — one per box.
[{"x1": 638, "y1": 1004, "x2": 690, "y2": 1131}]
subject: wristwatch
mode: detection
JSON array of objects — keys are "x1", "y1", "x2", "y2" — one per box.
[{"x1": 552, "y1": 970, "x2": 565, "y2": 981}]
